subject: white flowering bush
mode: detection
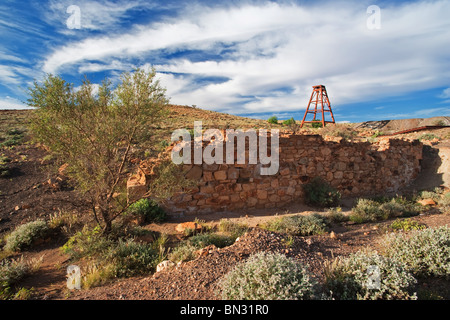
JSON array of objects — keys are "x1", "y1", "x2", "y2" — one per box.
[
  {"x1": 219, "y1": 252, "x2": 317, "y2": 300},
  {"x1": 324, "y1": 250, "x2": 417, "y2": 300},
  {"x1": 382, "y1": 225, "x2": 450, "y2": 278},
  {"x1": 4, "y1": 220, "x2": 50, "y2": 252}
]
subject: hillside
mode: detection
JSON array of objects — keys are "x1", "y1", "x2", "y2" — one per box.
[{"x1": 0, "y1": 106, "x2": 449, "y2": 302}]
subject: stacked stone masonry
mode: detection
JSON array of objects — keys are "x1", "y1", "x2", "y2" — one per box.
[{"x1": 128, "y1": 133, "x2": 423, "y2": 215}]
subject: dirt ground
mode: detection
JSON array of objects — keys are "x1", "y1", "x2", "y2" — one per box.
[{"x1": 1, "y1": 110, "x2": 449, "y2": 301}]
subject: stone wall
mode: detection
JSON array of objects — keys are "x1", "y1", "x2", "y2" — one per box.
[{"x1": 128, "y1": 133, "x2": 423, "y2": 215}]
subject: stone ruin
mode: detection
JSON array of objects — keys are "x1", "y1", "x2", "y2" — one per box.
[{"x1": 127, "y1": 131, "x2": 423, "y2": 216}]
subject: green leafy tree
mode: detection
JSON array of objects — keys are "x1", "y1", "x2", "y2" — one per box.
[{"x1": 28, "y1": 68, "x2": 175, "y2": 232}]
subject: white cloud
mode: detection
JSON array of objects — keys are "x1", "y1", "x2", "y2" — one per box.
[
  {"x1": 0, "y1": 96, "x2": 29, "y2": 110},
  {"x1": 439, "y1": 88, "x2": 450, "y2": 99},
  {"x1": 41, "y1": 1, "x2": 450, "y2": 115}
]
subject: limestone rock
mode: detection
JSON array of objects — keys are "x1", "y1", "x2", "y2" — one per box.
[{"x1": 156, "y1": 260, "x2": 175, "y2": 273}]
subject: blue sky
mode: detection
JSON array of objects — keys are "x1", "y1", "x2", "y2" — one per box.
[{"x1": 1, "y1": 0, "x2": 449, "y2": 123}]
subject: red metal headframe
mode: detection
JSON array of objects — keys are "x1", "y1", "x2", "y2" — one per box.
[{"x1": 300, "y1": 85, "x2": 336, "y2": 128}]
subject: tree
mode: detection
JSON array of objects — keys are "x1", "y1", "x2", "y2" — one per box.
[{"x1": 28, "y1": 68, "x2": 173, "y2": 232}]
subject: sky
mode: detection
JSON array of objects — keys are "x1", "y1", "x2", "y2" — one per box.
[{"x1": 0, "y1": 0, "x2": 449, "y2": 123}]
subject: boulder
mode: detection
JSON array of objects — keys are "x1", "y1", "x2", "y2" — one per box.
[{"x1": 175, "y1": 221, "x2": 202, "y2": 233}]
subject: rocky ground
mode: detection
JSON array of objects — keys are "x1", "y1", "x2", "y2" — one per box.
[{"x1": 1, "y1": 109, "x2": 449, "y2": 301}]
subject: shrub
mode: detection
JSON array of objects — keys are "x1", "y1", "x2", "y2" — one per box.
[
  {"x1": 4, "y1": 220, "x2": 50, "y2": 252},
  {"x1": 418, "y1": 133, "x2": 440, "y2": 141},
  {"x1": 189, "y1": 233, "x2": 235, "y2": 249},
  {"x1": 126, "y1": 198, "x2": 166, "y2": 223},
  {"x1": 264, "y1": 213, "x2": 329, "y2": 236},
  {"x1": 389, "y1": 218, "x2": 426, "y2": 232},
  {"x1": 267, "y1": 116, "x2": 278, "y2": 124},
  {"x1": 217, "y1": 219, "x2": 249, "y2": 239},
  {"x1": 61, "y1": 225, "x2": 113, "y2": 260},
  {"x1": 0, "y1": 257, "x2": 29, "y2": 289},
  {"x1": 311, "y1": 122, "x2": 323, "y2": 128},
  {"x1": 349, "y1": 197, "x2": 420, "y2": 224},
  {"x1": 382, "y1": 226, "x2": 450, "y2": 278},
  {"x1": 282, "y1": 117, "x2": 296, "y2": 126},
  {"x1": 0, "y1": 156, "x2": 11, "y2": 177},
  {"x1": 219, "y1": 252, "x2": 317, "y2": 300},
  {"x1": 168, "y1": 232, "x2": 236, "y2": 263},
  {"x1": 324, "y1": 250, "x2": 417, "y2": 300},
  {"x1": 324, "y1": 207, "x2": 349, "y2": 224},
  {"x1": 103, "y1": 239, "x2": 160, "y2": 277},
  {"x1": 168, "y1": 242, "x2": 198, "y2": 263},
  {"x1": 303, "y1": 177, "x2": 341, "y2": 207}
]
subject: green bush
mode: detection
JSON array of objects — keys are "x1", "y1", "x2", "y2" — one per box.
[
  {"x1": 0, "y1": 128, "x2": 24, "y2": 148},
  {"x1": 4, "y1": 220, "x2": 50, "y2": 252},
  {"x1": 382, "y1": 226, "x2": 450, "y2": 278},
  {"x1": 0, "y1": 257, "x2": 29, "y2": 289},
  {"x1": 389, "y1": 218, "x2": 426, "y2": 232},
  {"x1": 217, "y1": 219, "x2": 249, "y2": 239},
  {"x1": 189, "y1": 233, "x2": 235, "y2": 249},
  {"x1": 418, "y1": 133, "x2": 440, "y2": 141},
  {"x1": 0, "y1": 156, "x2": 11, "y2": 177},
  {"x1": 311, "y1": 122, "x2": 323, "y2": 128},
  {"x1": 103, "y1": 239, "x2": 160, "y2": 277},
  {"x1": 127, "y1": 198, "x2": 166, "y2": 223},
  {"x1": 264, "y1": 213, "x2": 329, "y2": 236},
  {"x1": 61, "y1": 225, "x2": 166, "y2": 283},
  {"x1": 282, "y1": 117, "x2": 296, "y2": 126},
  {"x1": 219, "y1": 252, "x2": 317, "y2": 300},
  {"x1": 303, "y1": 177, "x2": 341, "y2": 207},
  {"x1": 324, "y1": 250, "x2": 417, "y2": 300},
  {"x1": 61, "y1": 225, "x2": 113, "y2": 260},
  {"x1": 168, "y1": 232, "x2": 236, "y2": 263},
  {"x1": 350, "y1": 197, "x2": 421, "y2": 224},
  {"x1": 267, "y1": 116, "x2": 278, "y2": 125}
]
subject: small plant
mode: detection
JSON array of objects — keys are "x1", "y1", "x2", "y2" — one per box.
[
  {"x1": 189, "y1": 233, "x2": 235, "y2": 249},
  {"x1": 282, "y1": 117, "x2": 296, "y2": 126},
  {"x1": 103, "y1": 239, "x2": 160, "y2": 277},
  {"x1": 0, "y1": 128, "x2": 25, "y2": 148},
  {"x1": 217, "y1": 219, "x2": 249, "y2": 239},
  {"x1": 349, "y1": 197, "x2": 421, "y2": 224},
  {"x1": 311, "y1": 122, "x2": 323, "y2": 128},
  {"x1": 418, "y1": 133, "x2": 440, "y2": 141},
  {"x1": 4, "y1": 220, "x2": 50, "y2": 252},
  {"x1": 303, "y1": 177, "x2": 341, "y2": 207},
  {"x1": 371, "y1": 130, "x2": 384, "y2": 138},
  {"x1": 0, "y1": 155, "x2": 11, "y2": 177},
  {"x1": 0, "y1": 257, "x2": 29, "y2": 290},
  {"x1": 267, "y1": 116, "x2": 278, "y2": 125},
  {"x1": 389, "y1": 218, "x2": 426, "y2": 232},
  {"x1": 126, "y1": 198, "x2": 166, "y2": 223},
  {"x1": 219, "y1": 252, "x2": 317, "y2": 300},
  {"x1": 264, "y1": 213, "x2": 329, "y2": 236},
  {"x1": 324, "y1": 250, "x2": 417, "y2": 300},
  {"x1": 382, "y1": 225, "x2": 450, "y2": 278},
  {"x1": 324, "y1": 207, "x2": 349, "y2": 224},
  {"x1": 61, "y1": 225, "x2": 112, "y2": 260}
]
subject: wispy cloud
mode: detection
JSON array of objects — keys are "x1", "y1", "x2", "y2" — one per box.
[{"x1": 10, "y1": 0, "x2": 450, "y2": 118}]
